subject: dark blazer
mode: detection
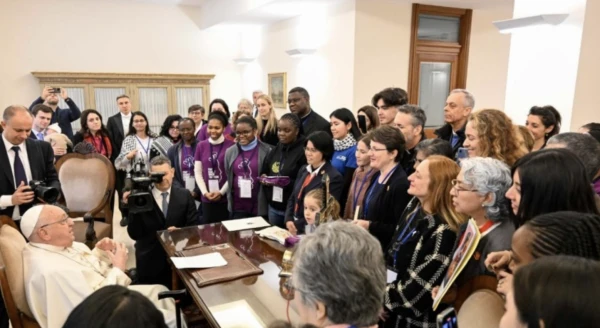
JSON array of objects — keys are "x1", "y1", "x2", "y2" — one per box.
[
  {"x1": 0, "y1": 138, "x2": 61, "y2": 217},
  {"x1": 167, "y1": 141, "x2": 201, "y2": 200},
  {"x1": 434, "y1": 123, "x2": 466, "y2": 158},
  {"x1": 127, "y1": 186, "x2": 197, "y2": 286},
  {"x1": 302, "y1": 109, "x2": 332, "y2": 137},
  {"x1": 284, "y1": 161, "x2": 343, "y2": 233},
  {"x1": 366, "y1": 165, "x2": 411, "y2": 249},
  {"x1": 29, "y1": 97, "x2": 81, "y2": 140},
  {"x1": 106, "y1": 113, "x2": 126, "y2": 159}
]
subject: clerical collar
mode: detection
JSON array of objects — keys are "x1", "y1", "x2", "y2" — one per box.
[
  {"x1": 29, "y1": 242, "x2": 68, "y2": 252},
  {"x1": 209, "y1": 135, "x2": 225, "y2": 145},
  {"x1": 301, "y1": 109, "x2": 313, "y2": 120}
]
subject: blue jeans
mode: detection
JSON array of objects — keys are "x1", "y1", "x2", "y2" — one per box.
[{"x1": 268, "y1": 205, "x2": 286, "y2": 228}]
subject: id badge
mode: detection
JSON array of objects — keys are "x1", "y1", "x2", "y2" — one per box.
[
  {"x1": 183, "y1": 172, "x2": 195, "y2": 191},
  {"x1": 208, "y1": 179, "x2": 220, "y2": 193},
  {"x1": 239, "y1": 178, "x2": 252, "y2": 198},
  {"x1": 208, "y1": 168, "x2": 216, "y2": 179},
  {"x1": 273, "y1": 186, "x2": 283, "y2": 202}
]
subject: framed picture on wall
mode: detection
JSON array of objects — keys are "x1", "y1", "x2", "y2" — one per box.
[{"x1": 268, "y1": 72, "x2": 287, "y2": 108}]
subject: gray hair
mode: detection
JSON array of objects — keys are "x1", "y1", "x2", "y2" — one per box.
[
  {"x1": 415, "y1": 139, "x2": 454, "y2": 159},
  {"x1": 2, "y1": 105, "x2": 30, "y2": 121},
  {"x1": 547, "y1": 133, "x2": 600, "y2": 180},
  {"x1": 398, "y1": 104, "x2": 427, "y2": 128},
  {"x1": 450, "y1": 89, "x2": 475, "y2": 109},
  {"x1": 149, "y1": 155, "x2": 171, "y2": 167},
  {"x1": 293, "y1": 221, "x2": 386, "y2": 326},
  {"x1": 252, "y1": 90, "x2": 263, "y2": 95},
  {"x1": 460, "y1": 157, "x2": 512, "y2": 222}
]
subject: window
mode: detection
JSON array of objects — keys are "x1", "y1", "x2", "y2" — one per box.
[
  {"x1": 32, "y1": 72, "x2": 214, "y2": 133},
  {"x1": 408, "y1": 4, "x2": 472, "y2": 128}
]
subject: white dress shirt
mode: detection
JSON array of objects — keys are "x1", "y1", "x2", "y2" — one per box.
[
  {"x1": 1, "y1": 134, "x2": 34, "y2": 220},
  {"x1": 152, "y1": 186, "x2": 171, "y2": 214},
  {"x1": 121, "y1": 112, "x2": 131, "y2": 136}
]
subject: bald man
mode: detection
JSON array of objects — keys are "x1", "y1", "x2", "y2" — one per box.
[{"x1": 21, "y1": 205, "x2": 181, "y2": 328}]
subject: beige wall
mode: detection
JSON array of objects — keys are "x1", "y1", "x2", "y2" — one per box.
[{"x1": 0, "y1": 0, "x2": 242, "y2": 110}]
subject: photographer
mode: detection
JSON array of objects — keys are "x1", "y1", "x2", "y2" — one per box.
[
  {"x1": 29, "y1": 86, "x2": 81, "y2": 141},
  {"x1": 0, "y1": 105, "x2": 61, "y2": 227},
  {"x1": 124, "y1": 156, "x2": 197, "y2": 287}
]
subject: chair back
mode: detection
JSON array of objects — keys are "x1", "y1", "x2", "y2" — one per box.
[
  {"x1": 0, "y1": 217, "x2": 39, "y2": 328},
  {"x1": 457, "y1": 289, "x2": 504, "y2": 328},
  {"x1": 55, "y1": 153, "x2": 115, "y2": 226}
]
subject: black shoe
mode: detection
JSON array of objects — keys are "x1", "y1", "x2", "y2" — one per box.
[{"x1": 120, "y1": 216, "x2": 129, "y2": 227}]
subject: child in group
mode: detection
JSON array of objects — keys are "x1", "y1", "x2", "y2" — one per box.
[
  {"x1": 44, "y1": 123, "x2": 72, "y2": 159},
  {"x1": 303, "y1": 188, "x2": 342, "y2": 234}
]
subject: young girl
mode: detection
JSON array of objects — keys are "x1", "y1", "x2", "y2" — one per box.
[{"x1": 303, "y1": 188, "x2": 342, "y2": 234}]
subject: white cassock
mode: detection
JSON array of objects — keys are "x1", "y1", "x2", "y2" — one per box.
[{"x1": 23, "y1": 241, "x2": 181, "y2": 328}]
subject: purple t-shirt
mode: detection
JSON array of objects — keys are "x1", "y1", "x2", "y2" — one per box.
[
  {"x1": 181, "y1": 145, "x2": 195, "y2": 175},
  {"x1": 197, "y1": 123, "x2": 233, "y2": 142},
  {"x1": 194, "y1": 139, "x2": 235, "y2": 203},
  {"x1": 231, "y1": 147, "x2": 260, "y2": 214}
]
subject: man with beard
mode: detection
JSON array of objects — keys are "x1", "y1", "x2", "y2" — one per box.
[{"x1": 29, "y1": 86, "x2": 81, "y2": 141}]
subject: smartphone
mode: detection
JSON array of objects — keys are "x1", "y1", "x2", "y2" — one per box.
[
  {"x1": 456, "y1": 147, "x2": 468, "y2": 160},
  {"x1": 358, "y1": 115, "x2": 367, "y2": 133},
  {"x1": 51, "y1": 87, "x2": 61, "y2": 93},
  {"x1": 436, "y1": 307, "x2": 458, "y2": 328}
]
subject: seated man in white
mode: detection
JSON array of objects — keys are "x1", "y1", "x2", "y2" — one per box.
[{"x1": 21, "y1": 204, "x2": 182, "y2": 328}]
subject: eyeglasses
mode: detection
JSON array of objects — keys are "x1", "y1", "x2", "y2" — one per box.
[
  {"x1": 39, "y1": 216, "x2": 70, "y2": 230},
  {"x1": 451, "y1": 179, "x2": 478, "y2": 192},
  {"x1": 369, "y1": 147, "x2": 388, "y2": 152}
]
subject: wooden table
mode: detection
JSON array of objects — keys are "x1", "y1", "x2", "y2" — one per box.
[{"x1": 158, "y1": 223, "x2": 300, "y2": 328}]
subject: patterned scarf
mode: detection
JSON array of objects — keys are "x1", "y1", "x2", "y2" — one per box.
[
  {"x1": 83, "y1": 133, "x2": 112, "y2": 158},
  {"x1": 333, "y1": 134, "x2": 356, "y2": 151}
]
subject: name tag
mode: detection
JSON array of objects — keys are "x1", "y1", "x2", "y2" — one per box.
[
  {"x1": 239, "y1": 178, "x2": 252, "y2": 198},
  {"x1": 208, "y1": 179, "x2": 220, "y2": 193},
  {"x1": 183, "y1": 172, "x2": 195, "y2": 192},
  {"x1": 273, "y1": 186, "x2": 283, "y2": 202}
]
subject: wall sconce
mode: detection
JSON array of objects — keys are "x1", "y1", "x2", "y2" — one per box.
[
  {"x1": 493, "y1": 14, "x2": 569, "y2": 34},
  {"x1": 285, "y1": 48, "x2": 316, "y2": 58},
  {"x1": 233, "y1": 58, "x2": 255, "y2": 65}
]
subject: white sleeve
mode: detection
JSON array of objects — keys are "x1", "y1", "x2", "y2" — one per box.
[
  {"x1": 194, "y1": 160, "x2": 208, "y2": 196},
  {"x1": 0, "y1": 195, "x2": 13, "y2": 209},
  {"x1": 220, "y1": 182, "x2": 228, "y2": 195}
]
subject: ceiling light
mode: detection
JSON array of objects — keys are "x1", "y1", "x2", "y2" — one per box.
[
  {"x1": 493, "y1": 14, "x2": 569, "y2": 34},
  {"x1": 233, "y1": 58, "x2": 255, "y2": 65},
  {"x1": 285, "y1": 48, "x2": 316, "y2": 58}
]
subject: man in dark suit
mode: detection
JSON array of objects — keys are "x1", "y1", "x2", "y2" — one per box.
[
  {"x1": 29, "y1": 86, "x2": 81, "y2": 141},
  {"x1": 0, "y1": 105, "x2": 61, "y2": 328},
  {"x1": 288, "y1": 87, "x2": 332, "y2": 137},
  {"x1": 125, "y1": 156, "x2": 197, "y2": 287},
  {"x1": 434, "y1": 89, "x2": 474, "y2": 158},
  {"x1": 106, "y1": 94, "x2": 132, "y2": 226}
]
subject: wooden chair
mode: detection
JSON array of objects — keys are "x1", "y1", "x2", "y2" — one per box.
[
  {"x1": 55, "y1": 153, "x2": 115, "y2": 247},
  {"x1": 0, "y1": 217, "x2": 40, "y2": 328}
]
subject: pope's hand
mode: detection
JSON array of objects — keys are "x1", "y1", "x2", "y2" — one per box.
[
  {"x1": 107, "y1": 242, "x2": 128, "y2": 271},
  {"x1": 95, "y1": 237, "x2": 117, "y2": 252}
]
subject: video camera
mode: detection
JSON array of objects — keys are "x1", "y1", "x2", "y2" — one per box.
[
  {"x1": 29, "y1": 180, "x2": 59, "y2": 204},
  {"x1": 127, "y1": 158, "x2": 165, "y2": 214}
]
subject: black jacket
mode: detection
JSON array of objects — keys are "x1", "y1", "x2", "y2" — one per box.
[
  {"x1": 127, "y1": 186, "x2": 197, "y2": 286},
  {"x1": 434, "y1": 123, "x2": 466, "y2": 157},
  {"x1": 284, "y1": 161, "x2": 343, "y2": 233},
  {"x1": 106, "y1": 113, "x2": 126, "y2": 159},
  {"x1": 261, "y1": 136, "x2": 307, "y2": 211},
  {"x1": 0, "y1": 138, "x2": 61, "y2": 217},
  {"x1": 302, "y1": 109, "x2": 332, "y2": 137},
  {"x1": 365, "y1": 165, "x2": 411, "y2": 249},
  {"x1": 29, "y1": 97, "x2": 81, "y2": 140},
  {"x1": 167, "y1": 140, "x2": 201, "y2": 200}
]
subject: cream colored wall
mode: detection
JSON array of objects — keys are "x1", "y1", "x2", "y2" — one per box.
[
  {"x1": 0, "y1": 0, "x2": 242, "y2": 110},
  {"x1": 571, "y1": 0, "x2": 600, "y2": 130},
  {"x1": 466, "y1": 4, "x2": 513, "y2": 111}
]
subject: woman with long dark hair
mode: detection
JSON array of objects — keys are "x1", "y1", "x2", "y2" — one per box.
[
  {"x1": 73, "y1": 109, "x2": 114, "y2": 160},
  {"x1": 526, "y1": 105, "x2": 561, "y2": 151},
  {"x1": 197, "y1": 99, "x2": 234, "y2": 142},
  {"x1": 115, "y1": 111, "x2": 158, "y2": 171}
]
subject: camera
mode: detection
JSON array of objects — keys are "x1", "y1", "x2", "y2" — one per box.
[
  {"x1": 29, "y1": 180, "x2": 59, "y2": 203},
  {"x1": 127, "y1": 158, "x2": 165, "y2": 214}
]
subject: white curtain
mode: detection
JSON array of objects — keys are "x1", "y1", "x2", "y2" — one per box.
[
  {"x1": 139, "y1": 88, "x2": 169, "y2": 133},
  {"x1": 58, "y1": 88, "x2": 86, "y2": 132},
  {"x1": 175, "y1": 87, "x2": 203, "y2": 118},
  {"x1": 418, "y1": 62, "x2": 450, "y2": 127},
  {"x1": 94, "y1": 88, "x2": 126, "y2": 124}
]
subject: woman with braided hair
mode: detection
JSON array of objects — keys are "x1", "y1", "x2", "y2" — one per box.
[{"x1": 488, "y1": 211, "x2": 600, "y2": 295}]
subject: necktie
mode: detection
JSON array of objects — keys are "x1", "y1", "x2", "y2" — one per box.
[
  {"x1": 37, "y1": 132, "x2": 44, "y2": 140},
  {"x1": 161, "y1": 192, "x2": 169, "y2": 218},
  {"x1": 451, "y1": 134, "x2": 459, "y2": 148},
  {"x1": 12, "y1": 146, "x2": 30, "y2": 215}
]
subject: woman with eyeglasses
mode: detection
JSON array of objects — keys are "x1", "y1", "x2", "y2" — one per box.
[
  {"x1": 224, "y1": 116, "x2": 272, "y2": 219},
  {"x1": 353, "y1": 126, "x2": 411, "y2": 249},
  {"x1": 152, "y1": 114, "x2": 182, "y2": 157},
  {"x1": 284, "y1": 131, "x2": 343, "y2": 235}
]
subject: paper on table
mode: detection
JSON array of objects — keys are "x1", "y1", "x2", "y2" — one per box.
[
  {"x1": 221, "y1": 216, "x2": 270, "y2": 232},
  {"x1": 170, "y1": 252, "x2": 228, "y2": 269}
]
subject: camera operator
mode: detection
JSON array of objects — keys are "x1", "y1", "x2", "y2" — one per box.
[
  {"x1": 29, "y1": 86, "x2": 81, "y2": 141},
  {"x1": 0, "y1": 105, "x2": 61, "y2": 228},
  {"x1": 124, "y1": 155, "x2": 197, "y2": 287}
]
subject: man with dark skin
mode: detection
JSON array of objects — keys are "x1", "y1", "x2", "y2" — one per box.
[{"x1": 288, "y1": 87, "x2": 331, "y2": 137}]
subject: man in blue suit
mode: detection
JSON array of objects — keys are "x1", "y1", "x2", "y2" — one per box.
[{"x1": 29, "y1": 86, "x2": 81, "y2": 142}]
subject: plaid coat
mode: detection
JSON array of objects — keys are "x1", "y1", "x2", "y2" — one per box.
[{"x1": 383, "y1": 198, "x2": 458, "y2": 328}]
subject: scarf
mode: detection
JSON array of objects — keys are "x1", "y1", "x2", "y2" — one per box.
[
  {"x1": 334, "y1": 134, "x2": 356, "y2": 151},
  {"x1": 83, "y1": 133, "x2": 112, "y2": 158}
]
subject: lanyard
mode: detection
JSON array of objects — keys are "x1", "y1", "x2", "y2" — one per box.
[
  {"x1": 239, "y1": 145, "x2": 258, "y2": 178},
  {"x1": 363, "y1": 164, "x2": 398, "y2": 218},
  {"x1": 393, "y1": 207, "x2": 420, "y2": 267},
  {"x1": 135, "y1": 136, "x2": 151, "y2": 155},
  {"x1": 352, "y1": 168, "x2": 372, "y2": 211},
  {"x1": 209, "y1": 143, "x2": 224, "y2": 171},
  {"x1": 294, "y1": 172, "x2": 315, "y2": 217}
]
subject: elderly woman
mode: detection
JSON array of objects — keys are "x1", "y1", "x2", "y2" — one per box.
[
  {"x1": 432, "y1": 157, "x2": 514, "y2": 307},
  {"x1": 291, "y1": 221, "x2": 386, "y2": 328}
]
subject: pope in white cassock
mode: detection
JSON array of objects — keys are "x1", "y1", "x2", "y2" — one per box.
[{"x1": 20, "y1": 204, "x2": 182, "y2": 328}]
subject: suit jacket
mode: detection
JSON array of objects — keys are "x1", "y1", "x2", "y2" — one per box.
[
  {"x1": 29, "y1": 97, "x2": 81, "y2": 140},
  {"x1": 0, "y1": 138, "x2": 61, "y2": 217},
  {"x1": 106, "y1": 113, "x2": 126, "y2": 159},
  {"x1": 127, "y1": 186, "x2": 197, "y2": 286},
  {"x1": 302, "y1": 109, "x2": 332, "y2": 137},
  {"x1": 434, "y1": 123, "x2": 466, "y2": 158},
  {"x1": 284, "y1": 161, "x2": 343, "y2": 233}
]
